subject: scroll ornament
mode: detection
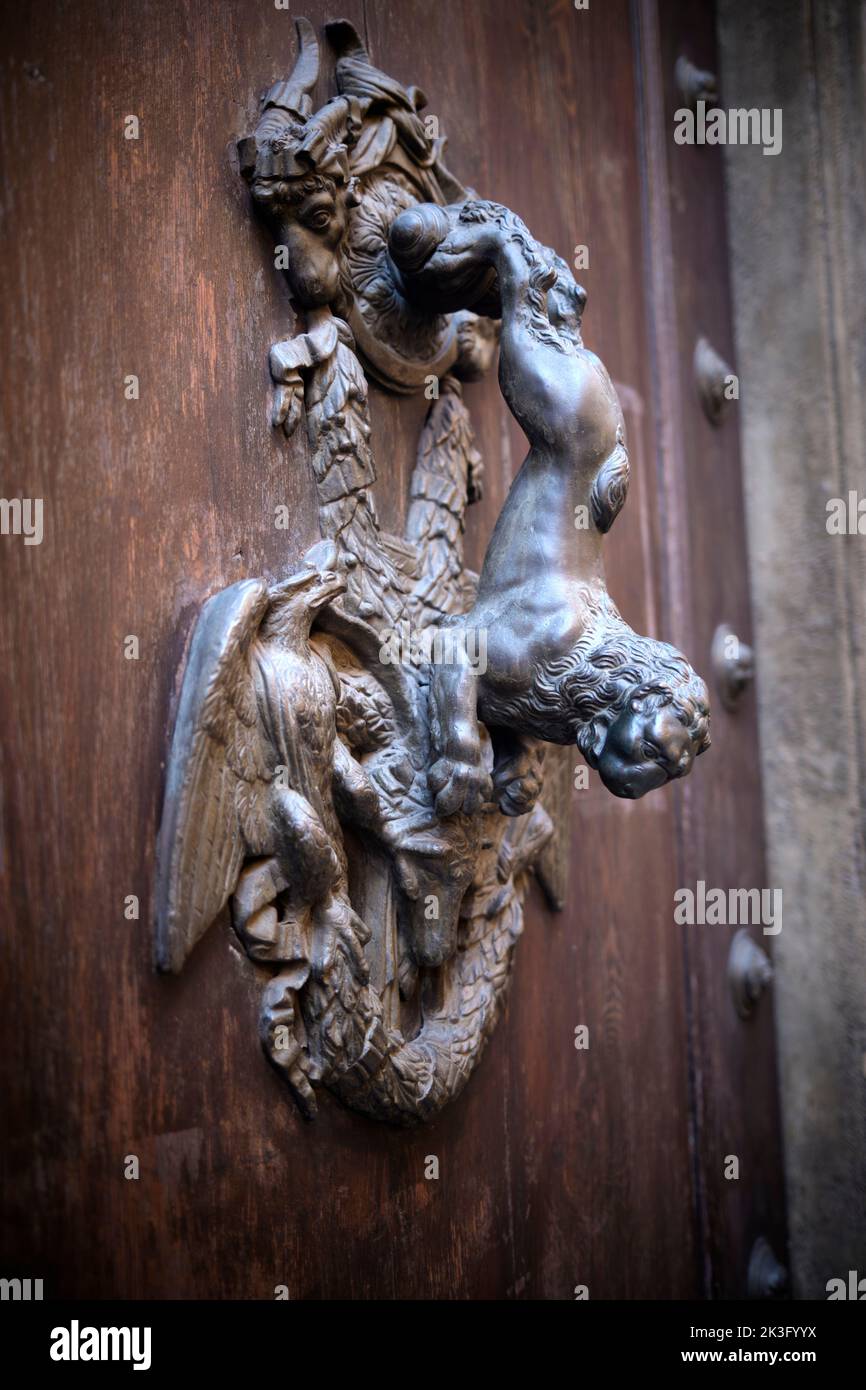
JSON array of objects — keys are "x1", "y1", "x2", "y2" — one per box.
[{"x1": 156, "y1": 19, "x2": 710, "y2": 1124}]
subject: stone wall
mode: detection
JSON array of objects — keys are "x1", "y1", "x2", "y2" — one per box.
[{"x1": 717, "y1": 0, "x2": 866, "y2": 1299}]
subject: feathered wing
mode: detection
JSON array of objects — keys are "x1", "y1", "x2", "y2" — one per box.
[{"x1": 156, "y1": 580, "x2": 274, "y2": 973}]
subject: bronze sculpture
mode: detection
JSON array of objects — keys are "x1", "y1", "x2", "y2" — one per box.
[
  {"x1": 155, "y1": 18, "x2": 710, "y2": 1124},
  {"x1": 389, "y1": 199, "x2": 710, "y2": 809}
]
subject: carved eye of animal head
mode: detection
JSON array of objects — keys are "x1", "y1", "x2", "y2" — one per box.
[{"x1": 298, "y1": 190, "x2": 339, "y2": 233}]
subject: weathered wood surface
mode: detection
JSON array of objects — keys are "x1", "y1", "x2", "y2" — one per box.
[{"x1": 0, "y1": 0, "x2": 784, "y2": 1298}]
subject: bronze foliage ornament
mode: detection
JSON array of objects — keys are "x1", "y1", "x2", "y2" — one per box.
[{"x1": 155, "y1": 18, "x2": 711, "y2": 1125}]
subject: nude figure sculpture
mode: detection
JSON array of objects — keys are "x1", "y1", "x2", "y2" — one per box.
[{"x1": 388, "y1": 199, "x2": 711, "y2": 815}]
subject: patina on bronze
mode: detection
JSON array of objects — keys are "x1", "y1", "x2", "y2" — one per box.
[{"x1": 155, "y1": 18, "x2": 710, "y2": 1125}]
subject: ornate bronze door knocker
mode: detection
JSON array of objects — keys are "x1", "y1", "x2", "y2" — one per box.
[{"x1": 155, "y1": 19, "x2": 710, "y2": 1125}]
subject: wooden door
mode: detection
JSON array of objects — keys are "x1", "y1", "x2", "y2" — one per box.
[{"x1": 0, "y1": 0, "x2": 786, "y2": 1299}]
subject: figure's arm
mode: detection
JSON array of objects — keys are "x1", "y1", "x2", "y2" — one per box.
[
  {"x1": 427, "y1": 640, "x2": 492, "y2": 817},
  {"x1": 332, "y1": 734, "x2": 389, "y2": 831}
]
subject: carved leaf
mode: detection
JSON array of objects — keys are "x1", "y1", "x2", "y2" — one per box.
[{"x1": 405, "y1": 377, "x2": 482, "y2": 624}]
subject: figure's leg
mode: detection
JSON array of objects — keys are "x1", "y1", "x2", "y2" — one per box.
[
  {"x1": 260, "y1": 967, "x2": 318, "y2": 1119},
  {"x1": 389, "y1": 200, "x2": 543, "y2": 322},
  {"x1": 490, "y1": 728, "x2": 545, "y2": 817},
  {"x1": 390, "y1": 202, "x2": 562, "y2": 439},
  {"x1": 388, "y1": 201, "x2": 505, "y2": 315},
  {"x1": 230, "y1": 861, "x2": 319, "y2": 1118}
]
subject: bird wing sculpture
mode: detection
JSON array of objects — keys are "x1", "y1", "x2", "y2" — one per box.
[{"x1": 155, "y1": 579, "x2": 274, "y2": 974}]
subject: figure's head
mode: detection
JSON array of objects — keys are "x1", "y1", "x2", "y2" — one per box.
[
  {"x1": 565, "y1": 604, "x2": 711, "y2": 798},
  {"x1": 268, "y1": 539, "x2": 346, "y2": 617},
  {"x1": 593, "y1": 686, "x2": 709, "y2": 799},
  {"x1": 238, "y1": 17, "x2": 362, "y2": 308},
  {"x1": 252, "y1": 169, "x2": 355, "y2": 306},
  {"x1": 398, "y1": 828, "x2": 477, "y2": 969},
  {"x1": 479, "y1": 589, "x2": 710, "y2": 800}
]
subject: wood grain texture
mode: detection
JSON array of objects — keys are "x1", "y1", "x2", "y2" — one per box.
[{"x1": 0, "y1": 0, "x2": 783, "y2": 1298}]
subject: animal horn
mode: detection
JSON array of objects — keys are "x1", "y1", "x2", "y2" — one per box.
[
  {"x1": 284, "y1": 16, "x2": 319, "y2": 111},
  {"x1": 262, "y1": 16, "x2": 320, "y2": 122},
  {"x1": 238, "y1": 17, "x2": 321, "y2": 178}
]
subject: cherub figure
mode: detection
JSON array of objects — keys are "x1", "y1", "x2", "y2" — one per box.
[{"x1": 388, "y1": 199, "x2": 711, "y2": 813}]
